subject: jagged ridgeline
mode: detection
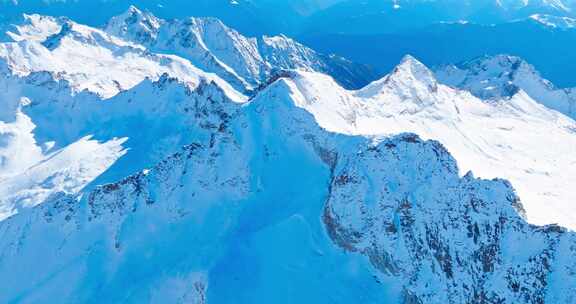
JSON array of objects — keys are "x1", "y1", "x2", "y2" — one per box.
[
  {"x1": 105, "y1": 6, "x2": 376, "y2": 92},
  {"x1": 0, "y1": 6, "x2": 575, "y2": 304}
]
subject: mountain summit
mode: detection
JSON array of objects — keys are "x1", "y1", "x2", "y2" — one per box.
[
  {"x1": 105, "y1": 5, "x2": 163, "y2": 44},
  {"x1": 357, "y1": 55, "x2": 438, "y2": 99}
]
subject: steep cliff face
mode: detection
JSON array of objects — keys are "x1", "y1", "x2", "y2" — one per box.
[{"x1": 324, "y1": 134, "x2": 576, "y2": 303}]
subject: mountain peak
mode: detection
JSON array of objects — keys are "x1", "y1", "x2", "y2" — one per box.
[
  {"x1": 126, "y1": 5, "x2": 142, "y2": 14},
  {"x1": 399, "y1": 54, "x2": 421, "y2": 64},
  {"x1": 105, "y1": 5, "x2": 162, "y2": 45},
  {"x1": 357, "y1": 55, "x2": 438, "y2": 99},
  {"x1": 392, "y1": 54, "x2": 437, "y2": 86}
]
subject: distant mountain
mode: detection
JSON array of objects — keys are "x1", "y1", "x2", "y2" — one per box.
[
  {"x1": 0, "y1": 0, "x2": 344, "y2": 36},
  {"x1": 104, "y1": 6, "x2": 375, "y2": 91},
  {"x1": 105, "y1": 6, "x2": 376, "y2": 91},
  {"x1": 2, "y1": 6, "x2": 375, "y2": 94},
  {"x1": 436, "y1": 54, "x2": 576, "y2": 118},
  {"x1": 0, "y1": 0, "x2": 279, "y2": 35},
  {"x1": 4, "y1": 0, "x2": 576, "y2": 36},
  {"x1": 302, "y1": 0, "x2": 576, "y2": 34},
  {"x1": 300, "y1": 17, "x2": 576, "y2": 88},
  {"x1": 530, "y1": 13, "x2": 576, "y2": 28}
]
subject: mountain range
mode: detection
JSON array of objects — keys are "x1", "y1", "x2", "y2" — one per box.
[
  {"x1": 302, "y1": 0, "x2": 576, "y2": 34},
  {"x1": 4, "y1": 0, "x2": 576, "y2": 89},
  {"x1": 301, "y1": 15, "x2": 576, "y2": 88},
  {"x1": 0, "y1": 5, "x2": 575, "y2": 304},
  {"x1": 3, "y1": 0, "x2": 576, "y2": 35}
]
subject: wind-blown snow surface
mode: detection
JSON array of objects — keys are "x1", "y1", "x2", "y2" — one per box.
[{"x1": 0, "y1": 9, "x2": 576, "y2": 304}]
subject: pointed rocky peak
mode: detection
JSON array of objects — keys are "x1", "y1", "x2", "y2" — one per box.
[
  {"x1": 117, "y1": 73, "x2": 195, "y2": 99},
  {"x1": 390, "y1": 55, "x2": 437, "y2": 87},
  {"x1": 149, "y1": 72, "x2": 194, "y2": 93},
  {"x1": 261, "y1": 34, "x2": 295, "y2": 47},
  {"x1": 105, "y1": 5, "x2": 163, "y2": 45},
  {"x1": 356, "y1": 55, "x2": 438, "y2": 99},
  {"x1": 126, "y1": 5, "x2": 144, "y2": 15},
  {"x1": 260, "y1": 34, "x2": 315, "y2": 59}
]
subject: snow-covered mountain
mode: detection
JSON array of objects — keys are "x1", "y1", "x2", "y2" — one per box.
[
  {"x1": 0, "y1": 7, "x2": 373, "y2": 221},
  {"x1": 529, "y1": 13, "x2": 576, "y2": 28},
  {"x1": 436, "y1": 55, "x2": 576, "y2": 119},
  {"x1": 0, "y1": 8, "x2": 575, "y2": 304},
  {"x1": 0, "y1": 11, "x2": 252, "y2": 221},
  {"x1": 1, "y1": 13, "x2": 244, "y2": 99},
  {"x1": 103, "y1": 6, "x2": 374, "y2": 92},
  {"x1": 0, "y1": 56, "x2": 575, "y2": 303}
]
